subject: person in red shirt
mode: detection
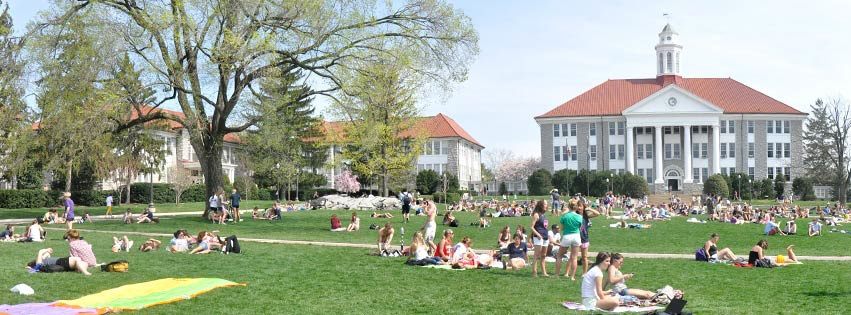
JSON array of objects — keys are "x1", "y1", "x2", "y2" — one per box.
[
  {"x1": 434, "y1": 229, "x2": 454, "y2": 261},
  {"x1": 330, "y1": 214, "x2": 345, "y2": 232}
]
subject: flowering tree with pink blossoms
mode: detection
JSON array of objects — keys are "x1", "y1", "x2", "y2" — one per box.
[
  {"x1": 494, "y1": 157, "x2": 540, "y2": 183},
  {"x1": 335, "y1": 170, "x2": 361, "y2": 194}
]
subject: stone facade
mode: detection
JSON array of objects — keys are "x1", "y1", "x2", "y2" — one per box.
[
  {"x1": 754, "y1": 120, "x2": 768, "y2": 180},
  {"x1": 540, "y1": 123, "x2": 554, "y2": 173}
]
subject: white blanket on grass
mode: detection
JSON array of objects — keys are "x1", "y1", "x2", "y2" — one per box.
[{"x1": 561, "y1": 302, "x2": 663, "y2": 313}]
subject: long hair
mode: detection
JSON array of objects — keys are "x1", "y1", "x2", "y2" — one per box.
[
  {"x1": 534, "y1": 200, "x2": 546, "y2": 214},
  {"x1": 757, "y1": 239, "x2": 768, "y2": 249},
  {"x1": 590, "y1": 251, "x2": 611, "y2": 269}
]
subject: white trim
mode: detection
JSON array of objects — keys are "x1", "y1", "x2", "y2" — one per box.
[
  {"x1": 535, "y1": 116, "x2": 624, "y2": 124},
  {"x1": 622, "y1": 85, "x2": 724, "y2": 115}
]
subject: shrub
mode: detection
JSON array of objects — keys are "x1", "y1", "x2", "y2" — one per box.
[
  {"x1": 498, "y1": 182, "x2": 508, "y2": 195},
  {"x1": 703, "y1": 174, "x2": 729, "y2": 198},
  {"x1": 416, "y1": 170, "x2": 439, "y2": 195},
  {"x1": 71, "y1": 190, "x2": 121, "y2": 207},
  {"x1": 552, "y1": 169, "x2": 575, "y2": 195},
  {"x1": 527, "y1": 169, "x2": 553, "y2": 195},
  {"x1": 0, "y1": 189, "x2": 55, "y2": 209},
  {"x1": 621, "y1": 173, "x2": 649, "y2": 198},
  {"x1": 128, "y1": 183, "x2": 175, "y2": 204},
  {"x1": 774, "y1": 175, "x2": 786, "y2": 199},
  {"x1": 755, "y1": 178, "x2": 775, "y2": 199},
  {"x1": 178, "y1": 184, "x2": 207, "y2": 203},
  {"x1": 255, "y1": 188, "x2": 274, "y2": 201},
  {"x1": 432, "y1": 192, "x2": 460, "y2": 204},
  {"x1": 793, "y1": 177, "x2": 815, "y2": 201}
]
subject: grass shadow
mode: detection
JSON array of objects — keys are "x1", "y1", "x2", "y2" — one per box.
[{"x1": 802, "y1": 290, "x2": 851, "y2": 297}]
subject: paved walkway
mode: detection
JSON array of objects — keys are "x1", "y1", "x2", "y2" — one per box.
[
  {"x1": 43, "y1": 227, "x2": 851, "y2": 261},
  {"x1": 0, "y1": 211, "x2": 208, "y2": 225}
]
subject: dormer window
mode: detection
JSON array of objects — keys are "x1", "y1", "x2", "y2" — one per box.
[{"x1": 666, "y1": 36, "x2": 671, "y2": 40}]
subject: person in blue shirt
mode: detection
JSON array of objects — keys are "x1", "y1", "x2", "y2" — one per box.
[
  {"x1": 505, "y1": 234, "x2": 528, "y2": 270},
  {"x1": 230, "y1": 189, "x2": 242, "y2": 223}
]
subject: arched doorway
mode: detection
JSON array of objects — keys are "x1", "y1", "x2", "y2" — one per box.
[{"x1": 665, "y1": 169, "x2": 682, "y2": 191}]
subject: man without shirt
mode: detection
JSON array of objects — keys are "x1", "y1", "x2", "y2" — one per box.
[{"x1": 422, "y1": 200, "x2": 437, "y2": 254}]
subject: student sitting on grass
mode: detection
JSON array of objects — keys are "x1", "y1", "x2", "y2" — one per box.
[
  {"x1": 434, "y1": 229, "x2": 454, "y2": 262},
  {"x1": 66, "y1": 229, "x2": 97, "y2": 269},
  {"x1": 408, "y1": 231, "x2": 443, "y2": 265},
  {"x1": 377, "y1": 223, "x2": 395, "y2": 254},
  {"x1": 123, "y1": 209, "x2": 133, "y2": 224},
  {"x1": 330, "y1": 214, "x2": 346, "y2": 232},
  {"x1": 450, "y1": 236, "x2": 494, "y2": 269},
  {"x1": 169, "y1": 230, "x2": 190, "y2": 253},
  {"x1": 748, "y1": 239, "x2": 797, "y2": 267},
  {"x1": 698, "y1": 233, "x2": 738, "y2": 262},
  {"x1": 1, "y1": 224, "x2": 18, "y2": 241},
  {"x1": 764, "y1": 215, "x2": 786, "y2": 236},
  {"x1": 21, "y1": 219, "x2": 45, "y2": 242},
  {"x1": 505, "y1": 234, "x2": 528, "y2": 270},
  {"x1": 784, "y1": 220, "x2": 797, "y2": 235},
  {"x1": 139, "y1": 239, "x2": 162, "y2": 252},
  {"x1": 81, "y1": 211, "x2": 93, "y2": 223},
  {"x1": 42, "y1": 209, "x2": 58, "y2": 224},
  {"x1": 497, "y1": 225, "x2": 511, "y2": 249},
  {"x1": 607, "y1": 253, "x2": 655, "y2": 300},
  {"x1": 346, "y1": 212, "x2": 360, "y2": 232},
  {"x1": 580, "y1": 252, "x2": 619, "y2": 311},
  {"x1": 808, "y1": 219, "x2": 822, "y2": 236},
  {"x1": 112, "y1": 235, "x2": 134, "y2": 253},
  {"x1": 26, "y1": 248, "x2": 92, "y2": 276},
  {"x1": 442, "y1": 211, "x2": 457, "y2": 226}
]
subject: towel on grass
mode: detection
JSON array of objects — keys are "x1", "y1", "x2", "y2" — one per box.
[
  {"x1": 562, "y1": 301, "x2": 663, "y2": 313},
  {"x1": 0, "y1": 303, "x2": 101, "y2": 315},
  {"x1": 55, "y1": 278, "x2": 244, "y2": 312},
  {"x1": 421, "y1": 264, "x2": 465, "y2": 270}
]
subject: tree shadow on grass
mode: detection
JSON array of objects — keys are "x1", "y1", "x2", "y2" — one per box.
[{"x1": 802, "y1": 290, "x2": 851, "y2": 297}]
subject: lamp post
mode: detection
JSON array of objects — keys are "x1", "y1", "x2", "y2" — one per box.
[
  {"x1": 749, "y1": 178, "x2": 753, "y2": 204},
  {"x1": 737, "y1": 174, "x2": 741, "y2": 201},
  {"x1": 566, "y1": 145, "x2": 571, "y2": 196},
  {"x1": 606, "y1": 178, "x2": 610, "y2": 195},
  {"x1": 610, "y1": 173, "x2": 614, "y2": 194}
]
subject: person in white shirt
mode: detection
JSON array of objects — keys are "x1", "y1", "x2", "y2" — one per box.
[
  {"x1": 26, "y1": 220, "x2": 44, "y2": 242},
  {"x1": 580, "y1": 252, "x2": 618, "y2": 311},
  {"x1": 808, "y1": 219, "x2": 822, "y2": 237}
]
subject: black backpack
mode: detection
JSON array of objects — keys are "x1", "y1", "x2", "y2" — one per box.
[{"x1": 222, "y1": 235, "x2": 241, "y2": 254}]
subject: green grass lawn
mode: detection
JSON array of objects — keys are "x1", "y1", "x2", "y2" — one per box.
[
  {"x1": 73, "y1": 209, "x2": 851, "y2": 257},
  {"x1": 0, "y1": 232, "x2": 849, "y2": 314}
]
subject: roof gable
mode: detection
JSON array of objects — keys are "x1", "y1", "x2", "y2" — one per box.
[{"x1": 623, "y1": 84, "x2": 723, "y2": 115}]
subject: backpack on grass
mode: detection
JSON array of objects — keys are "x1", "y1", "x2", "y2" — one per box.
[
  {"x1": 101, "y1": 260, "x2": 129, "y2": 272},
  {"x1": 222, "y1": 235, "x2": 241, "y2": 254},
  {"x1": 694, "y1": 248, "x2": 708, "y2": 262}
]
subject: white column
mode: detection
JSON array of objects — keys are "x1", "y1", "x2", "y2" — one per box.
[
  {"x1": 626, "y1": 126, "x2": 635, "y2": 174},
  {"x1": 711, "y1": 124, "x2": 721, "y2": 175},
  {"x1": 683, "y1": 125, "x2": 693, "y2": 183},
  {"x1": 654, "y1": 125, "x2": 664, "y2": 184}
]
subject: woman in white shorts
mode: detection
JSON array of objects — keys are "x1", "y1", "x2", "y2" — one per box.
[
  {"x1": 554, "y1": 200, "x2": 583, "y2": 280},
  {"x1": 530, "y1": 200, "x2": 550, "y2": 277},
  {"x1": 580, "y1": 252, "x2": 618, "y2": 311}
]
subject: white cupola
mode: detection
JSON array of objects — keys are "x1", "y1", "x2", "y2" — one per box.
[{"x1": 655, "y1": 23, "x2": 682, "y2": 76}]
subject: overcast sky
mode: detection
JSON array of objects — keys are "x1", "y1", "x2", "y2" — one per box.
[{"x1": 7, "y1": 0, "x2": 851, "y2": 158}]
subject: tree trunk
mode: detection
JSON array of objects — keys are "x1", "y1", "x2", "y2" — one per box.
[
  {"x1": 11, "y1": 174, "x2": 17, "y2": 190},
  {"x1": 64, "y1": 160, "x2": 73, "y2": 192},
  {"x1": 197, "y1": 136, "x2": 225, "y2": 218},
  {"x1": 125, "y1": 170, "x2": 132, "y2": 204}
]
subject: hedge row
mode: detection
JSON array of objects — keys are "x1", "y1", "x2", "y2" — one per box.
[{"x1": 0, "y1": 189, "x2": 122, "y2": 209}]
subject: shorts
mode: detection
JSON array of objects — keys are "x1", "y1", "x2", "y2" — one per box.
[
  {"x1": 209, "y1": 207, "x2": 218, "y2": 213},
  {"x1": 199, "y1": 242, "x2": 210, "y2": 251},
  {"x1": 580, "y1": 242, "x2": 590, "y2": 249},
  {"x1": 55, "y1": 257, "x2": 71, "y2": 271},
  {"x1": 424, "y1": 222, "x2": 436, "y2": 242},
  {"x1": 402, "y1": 204, "x2": 411, "y2": 214},
  {"x1": 532, "y1": 236, "x2": 549, "y2": 247},
  {"x1": 561, "y1": 233, "x2": 581, "y2": 247},
  {"x1": 582, "y1": 297, "x2": 598, "y2": 310}
]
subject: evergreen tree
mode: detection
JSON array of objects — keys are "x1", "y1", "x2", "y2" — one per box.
[{"x1": 803, "y1": 99, "x2": 834, "y2": 182}]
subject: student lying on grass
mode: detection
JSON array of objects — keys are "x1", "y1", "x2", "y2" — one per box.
[
  {"x1": 26, "y1": 248, "x2": 92, "y2": 276},
  {"x1": 190, "y1": 231, "x2": 222, "y2": 254},
  {"x1": 139, "y1": 239, "x2": 162, "y2": 252},
  {"x1": 112, "y1": 235, "x2": 134, "y2": 253},
  {"x1": 371, "y1": 212, "x2": 394, "y2": 219},
  {"x1": 169, "y1": 230, "x2": 190, "y2": 253}
]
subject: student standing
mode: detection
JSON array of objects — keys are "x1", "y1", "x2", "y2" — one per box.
[
  {"x1": 230, "y1": 189, "x2": 242, "y2": 223},
  {"x1": 105, "y1": 194, "x2": 114, "y2": 218}
]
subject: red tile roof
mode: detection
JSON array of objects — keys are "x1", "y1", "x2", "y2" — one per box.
[
  {"x1": 322, "y1": 113, "x2": 483, "y2": 148},
  {"x1": 536, "y1": 76, "x2": 805, "y2": 118}
]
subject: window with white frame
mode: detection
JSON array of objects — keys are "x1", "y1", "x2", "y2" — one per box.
[
  {"x1": 554, "y1": 146, "x2": 561, "y2": 162},
  {"x1": 767, "y1": 120, "x2": 774, "y2": 133},
  {"x1": 728, "y1": 120, "x2": 735, "y2": 133},
  {"x1": 553, "y1": 124, "x2": 560, "y2": 137},
  {"x1": 720, "y1": 143, "x2": 727, "y2": 158},
  {"x1": 647, "y1": 170, "x2": 654, "y2": 183},
  {"x1": 748, "y1": 167, "x2": 754, "y2": 180},
  {"x1": 784, "y1": 167, "x2": 791, "y2": 181},
  {"x1": 570, "y1": 124, "x2": 577, "y2": 137},
  {"x1": 729, "y1": 143, "x2": 735, "y2": 158},
  {"x1": 665, "y1": 143, "x2": 672, "y2": 159},
  {"x1": 768, "y1": 167, "x2": 774, "y2": 179},
  {"x1": 693, "y1": 168, "x2": 701, "y2": 182},
  {"x1": 775, "y1": 121, "x2": 782, "y2": 134},
  {"x1": 783, "y1": 121, "x2": 790, "y2": 134},
  {"x1": 784, "y1": 143, "x2": 791, "y2": 158},
  {"x1": 617, "y1": 144, "x2": 625, "y2": 160},
  {"x1": 767, "y1": 143, "x2": 774, "y2": 158},
  {"x1": 748, "y1": 143, "x2": 755, "y2": 158},
  {"x1": 775, "y1": 143, "x2": 782, "y2": 159},
  {"x1": 617, "y1": 122, "x2": 625, "y2": 135},
  {"x1": 609, "y1": 122, "x2": 616, "y2": 136},
  {"x1": 747, "y1": 120, "x2": 754, "y2": 134},
  {"x1": 701, "y1": 143, "x2": 708, "y2": 158},
  {"x1": 702, "y1": 168, "x2": 708, "y2": 183},
  {"x1": 638, "y1": 145, "x2": 645, "y2": 159},
  {"x1": 720, "y1": 120, "x2": 727, "y2": 133},
  {"x1": 570, "y1": 146, "x2": 577, "y2": 161},
  {"x1": 590, "y1": 123, "x2": 596, "y2": 136},
  {"x1": 609, "y1": 145, "x2": 616, "y2": 160},
  {"x1": 674, "y1": 143, "x2": 680, "y2": 159},
  {"x1": 692, "y1": 143, "x2": 699, "y2": 159},
  {"x1": 590, "y1": 145, "x2": 597, "y2": 160},
  {"x1": 646, "y1": 144, "x2": 653, "y2": 159}
]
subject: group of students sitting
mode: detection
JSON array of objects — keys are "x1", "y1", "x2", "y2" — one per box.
[
  {"x1": 3, "y1": 219, "x2": 48, "y2": 242},
  {"x1": 122, "y1": 208, "x2": 159, "y2": 224},
  {"x1": 330, "y1": 213, "x2": 361, "y2": 232},
  {"x1": 42, "y1": 209, "x2": 94, "y2": 225}
]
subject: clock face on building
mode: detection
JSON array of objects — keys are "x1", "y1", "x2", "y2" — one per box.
[{"x1": 667, "y1": 97, "x2": 678, "y2": 107}]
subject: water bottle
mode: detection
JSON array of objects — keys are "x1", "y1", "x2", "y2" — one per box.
[{"x1": 400, "y1": 227, "x2": 405, "y2": 236}]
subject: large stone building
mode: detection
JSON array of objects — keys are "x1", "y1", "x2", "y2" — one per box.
[
  {"x1": 534, "y1": 24, "x2": 807, "y2": 194},
  {"x1": 320, "y1": 113, "x2": 484, "y2": 192}
]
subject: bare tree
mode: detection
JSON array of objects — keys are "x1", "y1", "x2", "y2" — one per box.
[
  {"x1": 168, "y1": 165, "x2": 196, "y2": 204},
  {"x1": 804, "y1": 98, "x2": 851, "y2": 202},
  {"x1": 54, "y1": 0, "x2": 477, "y2": 217}
]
